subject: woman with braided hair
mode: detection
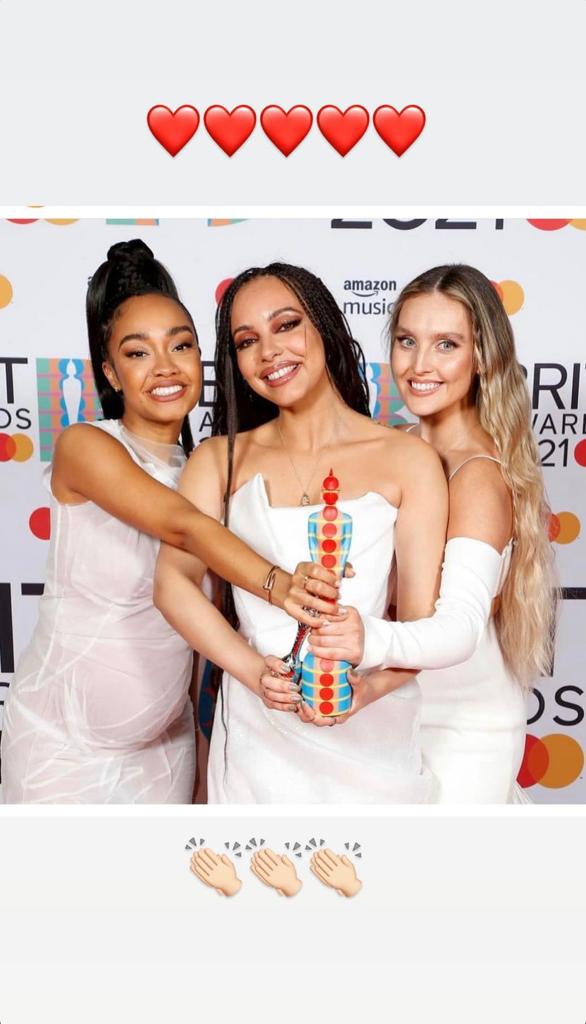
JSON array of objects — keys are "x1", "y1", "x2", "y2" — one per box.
[
  {"x1": 155, "y1": 263, "x2": 450, "y2": 802},
  {"x1": 0, "y1": 243, "x2": 339, "y2": 803}
]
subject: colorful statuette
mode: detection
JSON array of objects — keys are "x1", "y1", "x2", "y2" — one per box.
[{"x1": 300, "y1": 470, "x2": 353, "y2": 717}]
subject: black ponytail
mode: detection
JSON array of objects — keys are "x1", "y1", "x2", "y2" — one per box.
[{"x1": 86, "y1": 239, "x2": 196, "y2": 454}]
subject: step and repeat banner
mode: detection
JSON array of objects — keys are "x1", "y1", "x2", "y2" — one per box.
[{"x1": 0, "y1": 216, "x2": 584, "y2": 802}]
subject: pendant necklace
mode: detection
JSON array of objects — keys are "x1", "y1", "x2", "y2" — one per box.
[{"x1": 277, "y1": 421, "x2": 336, "y2": 506}]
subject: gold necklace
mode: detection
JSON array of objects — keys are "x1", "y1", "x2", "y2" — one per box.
[{"x1": 277, "y1": 422, "x2": 335, "y2": 506}]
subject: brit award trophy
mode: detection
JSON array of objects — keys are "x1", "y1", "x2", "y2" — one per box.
[{"x1": 281, "y1": 470, "x2": 353, "y2": 717}]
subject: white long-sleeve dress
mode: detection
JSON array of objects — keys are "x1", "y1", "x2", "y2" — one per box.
[
  {"x1": 0, "y1": 420, "x2": 195, "y2": 804},
  {"x1": 358, "y1": 453, "x2": 528, "y2": 803}
]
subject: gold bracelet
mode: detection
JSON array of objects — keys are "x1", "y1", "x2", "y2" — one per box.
[{"x1": 262, "y1": 564, "x2": 278, "y2": 605}]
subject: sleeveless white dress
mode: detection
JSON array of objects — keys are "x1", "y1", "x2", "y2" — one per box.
[
  {"x1": 0, "y1": 419, "x2": 195, "y2": 804},
  {"x1": 207, "y1": 473, "x2": 437, "y2": 804}
]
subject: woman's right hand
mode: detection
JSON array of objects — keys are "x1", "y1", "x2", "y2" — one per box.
[
  {"x1": 282, "y1": 560, "x2": 355, "y2": 627},
  {"x1": 307, "y1": 605, "x2": 365, "y2": 666}
]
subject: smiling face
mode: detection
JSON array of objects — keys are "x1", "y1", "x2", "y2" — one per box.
[
  {"x1": 391, "y1": 291, "x2": 477, "y2": 418},
  {"x1": 102, "y1": 293, "x2": 201, "y2": 435},
  {"x1": 230, "y1": 276, "x2": 328, "y2": 407}
]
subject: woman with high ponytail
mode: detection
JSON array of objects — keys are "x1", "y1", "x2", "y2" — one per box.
[
  {"x1": 309, "y1": 264, "x2": 558, "y2": 803},
  {"x1": 0, "y1": 242, "x2": 338, "y2": 804}
]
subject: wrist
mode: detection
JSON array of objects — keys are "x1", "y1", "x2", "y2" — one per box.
[
  {"x1": 285, "y1": 877, "x2": 303, "y2": 897},
  {"x1": 224, "y1": 876, "x2": 242, "y2": 897},
  {"x1": 343, "y1": 877, "x2": 362, "y2": 898},
  {"x1": 269, "y1": 567, "x2": 291, "y2": 610},
  {"x1": 243, "y1": 651, "x2": 265, "y2": 697}
]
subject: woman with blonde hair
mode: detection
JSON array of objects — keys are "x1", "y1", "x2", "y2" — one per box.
[{"x1": 303, "y1": 263, "x2": 557, "y2": 802}]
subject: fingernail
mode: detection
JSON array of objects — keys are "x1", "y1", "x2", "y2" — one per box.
[
  {"x1": 338, "y1": 606, "x2": 349, "y2": 615},
  {"x1": 288, "y1": 682, "x2": 301, "y2": 692},
  {"x1": 290, "y1": 695, "x2": 302, "y2": 703}
]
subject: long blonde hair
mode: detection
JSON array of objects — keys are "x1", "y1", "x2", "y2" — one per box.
[{"x1": 390, "y1": 264, "x2": 558, "y2": 687}]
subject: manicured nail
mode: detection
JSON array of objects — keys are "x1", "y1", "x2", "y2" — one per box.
[
  {"x1": 290, "y1": 694, "x2": 302, "y2": 702},
  {"x1": 338, "y1": 606, "x2": 349, "y2": 615},
  {"x1": 288, "y1": 682, "x2": 301, "y2": 692}
]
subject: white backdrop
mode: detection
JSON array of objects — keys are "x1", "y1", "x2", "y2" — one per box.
[{"x1": 0, "y1": 216, "x2": 584, "y2": 801}]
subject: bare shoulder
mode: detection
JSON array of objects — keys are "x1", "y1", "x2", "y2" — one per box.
[
  {"x1": 182, "y1": 434, "x2": 228, "y2": 483},
  {"x1": 53, "y1": 422, "x2": 128, "y2": 466},
  {"x1": 447, "y1": 457, "x2": 513, "y2": 547},
  {"x1": 448, "y1": 454, "x2": 510, "y2": 503},
  {"x1": 378, "y1": 424, "x2": 444, "y2": 473}
]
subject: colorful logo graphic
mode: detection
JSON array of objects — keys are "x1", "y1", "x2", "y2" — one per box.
[
  {"x1": 366, "y1": 362, "x2": 408, "y2": 426},
  {"x1": 549, "y1": 512, "x2": 581, "y2": 544},
  {"x1": 491, "y1": 279, "x2": 524, "y2": 315},
  {"x1": 6, "y1": 218, "x2": 78, "y2": 226},
  {"x1": 36, "y1": 358, "x2": 101, "y2": 462},
  {"x1": 0, "y1": 274, "x2": 13, "y2": 309},
  {"x1": 207, "y1": 219, "x2": 247, "y2": 227},
  {"x1": 105, "y1": 219, "x2": 159, "y2": 226},
  {"x1": 527, "y1": 220, "x2": 586, "y2": 231},
  {"x1": 0, "y1": 433, "x2": 33, "y2": 462},
  {"x1": 518, "y1": 733, "x2": 584, "y2": 789}
]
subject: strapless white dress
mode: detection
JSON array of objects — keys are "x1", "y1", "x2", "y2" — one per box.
[
  {"x1": 207, "y1": 474, "x2": 437, "y2": 804},
  {"x1": 0, "y1": 420, "x2": 195, "y2": 804}
]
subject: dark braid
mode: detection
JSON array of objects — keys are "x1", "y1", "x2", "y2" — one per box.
[
  {"x1": 86, "y1": 239, "x2": 197, "y2": 454},
  {"x1": 210, "y1": 261, "x2": 371, "y2": 679}
]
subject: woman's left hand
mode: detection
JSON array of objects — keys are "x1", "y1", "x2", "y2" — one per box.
[
  {"x1": 257, "y1": 655, "x2": 302, "y2": 713},
  {"x1": 307, "y1": 605, "x2": 364, "y2": 665}
]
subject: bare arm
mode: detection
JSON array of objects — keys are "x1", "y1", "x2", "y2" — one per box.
[
  {"x1": 153, "y1": 439, "x2": 268, "y2": 694},
  {"x1": 314, "y1": 458, "x2": 511, "y2": 672},
  {"x1": 52, "y1": 424, "x2": 337, "y2": 624}
]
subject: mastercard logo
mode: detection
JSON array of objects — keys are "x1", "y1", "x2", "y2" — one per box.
[
  {"x1": 549, "y1": 511, "x2": 581, "y2": 544},
  {"x1": 0, "y1": 433, "x2": 34, "y2": 462},
  {"x1": 491, "y1": 280, "x2": 524, "y2": 315},
  {"x1": 0, "y1": 274, "x2": 13, "y2": 309},
  {"x1": 6, "y1": 218, "x2": 78, "y2": 226},
  {"x1": 517, "y1": 733, "x2": 584, "y2": 789},
  {"x1": 527, "y1": 219, "x2": 586, "y2": 231}
]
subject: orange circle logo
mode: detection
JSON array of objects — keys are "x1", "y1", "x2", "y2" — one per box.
[{"x1": 518, "y1": 733, "x2": 584, "y2": 789}]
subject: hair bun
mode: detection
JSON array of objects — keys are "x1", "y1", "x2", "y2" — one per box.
[{"x1": 107, "y1": 239, "x2": 154, "y2": 264}]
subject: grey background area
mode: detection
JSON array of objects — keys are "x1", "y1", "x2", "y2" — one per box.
[{"x1": 0, "y1": 1, "x2": 585, "y2": 203}]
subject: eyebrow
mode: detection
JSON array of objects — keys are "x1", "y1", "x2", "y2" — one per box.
[
  {"x1": 118, "y1": 325, "x2": 194, "y2": 349},
  {"x1": 395, "y1": 325, "x2": 466, "y2": 340},
  {"x1": 232, "y1": 306, "x2": 302, "y2": 337}
]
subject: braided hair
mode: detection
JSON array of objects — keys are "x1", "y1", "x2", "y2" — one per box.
[
  {"x1": 212, "y1": 262, "x2": 370, "y2": 526},
  {"x1": 208, "y1": 261, "x2": 371, "y2": 674},
  {"x1": 86, "y1": 239, "x2": 195, "y2": 454}
]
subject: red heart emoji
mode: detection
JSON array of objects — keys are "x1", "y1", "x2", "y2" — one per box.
[
  {"x1": 204, "y1": 105, "x2": 256, "y2": 156},
  {"x1": 373, "y1": 105, "x2": 426, "y2": 156},
  {"x1": 260, "y1": 105, "x2": 313, "y2": 156},
  {"x1": 147, "y1": 105, "x2": 199, "y2": 157},
  {"x1": 317, "y1": 105, "x2": 369, "y2": 157}
]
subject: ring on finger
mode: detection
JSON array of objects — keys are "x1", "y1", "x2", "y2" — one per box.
[{"x1": 302, "y1": 574, "x2": 310, "y2": 590}]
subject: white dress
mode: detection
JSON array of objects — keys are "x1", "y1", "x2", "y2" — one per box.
[
  {"x1": 418, "y1": 538, "x2": 528, "y2": 803},
  {"x1": 358, "y1": 449, "x2": 528, "y2": 804},
  {"x1": 0, "y1": 419, "x2": 195, "y2": 804},
  {"x1": 207, "y1": 473, "x2": 437, "y2": 804}
]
